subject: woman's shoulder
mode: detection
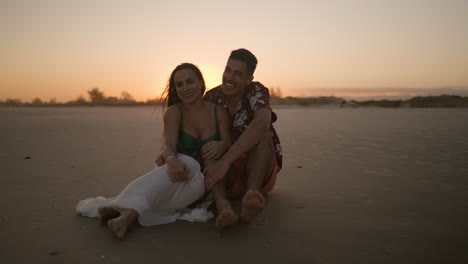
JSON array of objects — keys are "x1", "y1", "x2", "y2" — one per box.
[
  {"x1": 168, "y1": 103, "x2": 184, "y2": 112},
  {"x1": 164, "y1": 103, "x2": 182, "y2": 119}
]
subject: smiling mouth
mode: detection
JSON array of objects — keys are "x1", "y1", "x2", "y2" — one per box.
[
  {"x1": 181, "y1": 92, "x2": 194, "y2": 98},
  {"x1": 223, "y1": 82, "x2": 235, "y2": 88}
]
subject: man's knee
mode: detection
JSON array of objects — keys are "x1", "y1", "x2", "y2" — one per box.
[
  {"x1": 246, "y1": 134, "x2": 276, "y2": 180},
  {"x1": 250, "y1": 133, "x2": 274, "y2": 155}
]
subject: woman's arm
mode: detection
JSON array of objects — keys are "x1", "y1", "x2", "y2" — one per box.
[
  {"x1": 163, "y1": 106, "x2": 179, "y2": 159},
  {"x1": 163, "y1": 105, "x2": 190, "y2": 182},
  {"x1": 201, "y1": 105, "x2": 232, "y2": 161},
  {"x1": 155, "y1": 132, "x2": 166, "y2": 166}
]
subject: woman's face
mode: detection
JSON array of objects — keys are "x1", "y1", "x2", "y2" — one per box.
[{"x1": 173, "y1": 69, "x2": 203, "y2": 104}]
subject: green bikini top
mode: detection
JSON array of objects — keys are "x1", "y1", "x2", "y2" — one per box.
[{"x1": 176, "y1": 104, "x2": 220, "y2": 158}]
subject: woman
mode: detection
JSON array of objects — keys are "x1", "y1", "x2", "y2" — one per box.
[{"x1": 76, "y1": 63, "x2": 231, "y2": 240}]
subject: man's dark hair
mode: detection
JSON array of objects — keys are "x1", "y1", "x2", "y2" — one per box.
[{"x1": 229, "y1": 48, "x2": 258, "y2": 76}]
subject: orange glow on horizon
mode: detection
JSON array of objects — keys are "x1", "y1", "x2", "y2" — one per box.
[
  {"x1": 1, "y1": 1, "x2": 467, "y2": 102},
  {"x1": 199, "y1": 66, "x2": 222, "y2": 90}
]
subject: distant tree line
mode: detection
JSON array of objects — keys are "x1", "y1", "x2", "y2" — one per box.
[
  {"x1": 348, "y1": 95, "x2": 468, "y2": 108},
  {"x1": 271, "y1": 90, "x2": 468, "y2": 108},
  {"x1": 1, "y1": 87, "x2": 468, "y2": 108},
  {"x1": 272, "y1": 96, "x2": 346, "y2": 106},
  {"x1": 0, "y1": 87, "x2": 162, "y2": 107}
]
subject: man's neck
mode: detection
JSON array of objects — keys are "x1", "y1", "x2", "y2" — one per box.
[
  {"x1": 225, "y1": 94, "x2": 242, "y2": 107},
  {"x1": 224, "y1": 85, "x2": 247, "y2": 108}
]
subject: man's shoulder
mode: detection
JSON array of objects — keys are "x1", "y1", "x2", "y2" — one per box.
[
  {"x1": 247, "y1": 81, "x2": 271, "y2": 101},
  {"x1": 249, "y1": 81, "x2": 269, "y2": 92},
  {"x1": 205, "y1": 85, "x2": 222, "y2": 95},
  {"x1": 204, "y1": 85, "x2": 223, "y2": 102},
  {"x1": 244, "y1": 81, "x2": 272, "y2": 112}
]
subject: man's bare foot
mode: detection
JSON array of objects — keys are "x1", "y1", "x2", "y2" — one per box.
[
  {"x1": 98, "y1": 206, "x2": 120, "y2": 224},
  {"x1": 240, "y1": 190, "x2": 265, "y2": 223},
  {"x1": 106, "y1": 209, "x2": 138, "y2": 240},
  {"x1": 215, "y1": 199, "x2": 239, "y2": 229}
]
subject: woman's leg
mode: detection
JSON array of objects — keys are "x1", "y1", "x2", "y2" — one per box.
[{"x1": 98, "y1": 206, "x2": 120, "y2": 224}]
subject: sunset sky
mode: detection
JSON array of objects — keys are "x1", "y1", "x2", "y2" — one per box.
[{"x1": 1, "y1": 0, "x2": 467, "y2": 102}]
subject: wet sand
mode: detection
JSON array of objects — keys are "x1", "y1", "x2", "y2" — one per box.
[{"x1": 1, "y1": 106, "x2": 467, "y2": 264}]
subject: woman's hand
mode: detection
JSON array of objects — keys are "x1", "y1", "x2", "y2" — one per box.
[
  {"x1": 155, "y1": 145, "x2": 171, "y2": 166},
  {"x1": 201, "y1": 141, "x2": 229, "y2": 160},
  {"x1": 166, "y1": 156, "x2": 190, "y2": 182},
  {"x1": 155, "y1": 152, "x2": 165, "y2": 166}
]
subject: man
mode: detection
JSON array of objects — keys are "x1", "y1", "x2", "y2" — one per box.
[{"x1": 202, "y1": 48, "x2": 282, "y2": 229}]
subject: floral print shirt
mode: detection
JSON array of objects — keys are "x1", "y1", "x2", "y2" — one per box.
[{"x1": 204, "y1": 82, "x2": 282, "y2": 170}]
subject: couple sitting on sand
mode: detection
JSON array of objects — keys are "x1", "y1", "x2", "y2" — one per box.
[{"x1": 76, "y1": 48, "x2": 282, "y2": 240}]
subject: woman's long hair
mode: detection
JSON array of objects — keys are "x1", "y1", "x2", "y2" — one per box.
[{"x1": 160, "y1": 63, "x2": 206, "y2": 109}]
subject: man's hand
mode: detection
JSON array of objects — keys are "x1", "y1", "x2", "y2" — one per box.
[
  {"x1": 203, "y1": 160, "x2": 230, "y2": 190},
  {"x1": 201, "y1": 141, "x2": 228, "y2": 161},
  {"x1": 167, "y1": 156, "x2": 190, "y2": 182}
]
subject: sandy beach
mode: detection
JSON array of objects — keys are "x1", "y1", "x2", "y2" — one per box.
[{"x1": 1, "y1": 106, "x2": 467, "y2": 264}]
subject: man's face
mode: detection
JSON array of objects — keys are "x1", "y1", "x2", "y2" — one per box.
[{"x1": 221, "y1": 59, "x2": 253, "y2": 97}]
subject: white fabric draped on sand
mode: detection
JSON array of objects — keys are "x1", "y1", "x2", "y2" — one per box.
[{"x1": 76, "y1": 154, "x2": 213, "y2": 226}]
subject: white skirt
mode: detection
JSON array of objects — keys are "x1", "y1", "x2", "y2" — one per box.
[{"x1": 76, "y1": 154, "x2": 213, "y2": 226}]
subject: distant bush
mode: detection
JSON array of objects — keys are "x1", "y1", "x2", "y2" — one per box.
[
  {"x1": 66, "y1": 95, "x2": 89, "y2": 106},
  {"x1": 31, "y1": 98, "x2": 44, "y2": 106},
  {"x1": 1, "y1": 98, "x2": 23, "y2": 106},
  {"x1": 355, "y1": 100, "x2": 402, "y2": 108},
  {"x1": 408, "y1": 95, "x2": 468, "y2": 108},
  {"x1": 277, "y1": 96, "x2": 345, "y2": 106},
  {"x1": 88, "y1": 87, "x2": 107, "y2": 105},
  {"x1": 343, "y1": 95, "x2": 468, "y2": 108}
]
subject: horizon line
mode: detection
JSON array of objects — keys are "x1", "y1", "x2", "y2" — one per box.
[{"x1": 2, "y1": 86, "x2": 468, "y2": 102}]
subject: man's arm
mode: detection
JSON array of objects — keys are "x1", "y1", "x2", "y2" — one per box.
[
  {"x1": 221, "y1": 108, "x2": 271, "y2": 165},
  {"x1": 204, "y1": 107, "x2": 271, "y2": 189}
]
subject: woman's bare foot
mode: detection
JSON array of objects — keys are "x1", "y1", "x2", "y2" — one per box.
[
  {"x1": 106, "y1": 209, "x2": 138, "y2": 240},
  {"x1": 240, "y1": 190, "x2": 265, "y2": 223},
  {"x1": 215, "y1": 199, "x2": 239, "y2": 229},
  {"x1": 98, "y1": 206, "x2": 120, "y2": 224},
  {"x1": 107, "y1": 217, "x2": 128, "y2": 240}
]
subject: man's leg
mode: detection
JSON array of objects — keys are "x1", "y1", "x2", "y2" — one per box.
[
  {"x1": 204, "y1": 160, "x2": 239, "y2": 229},
  {"x1": 241, "y1": 134, "x2": 276, "y2": 223}
]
